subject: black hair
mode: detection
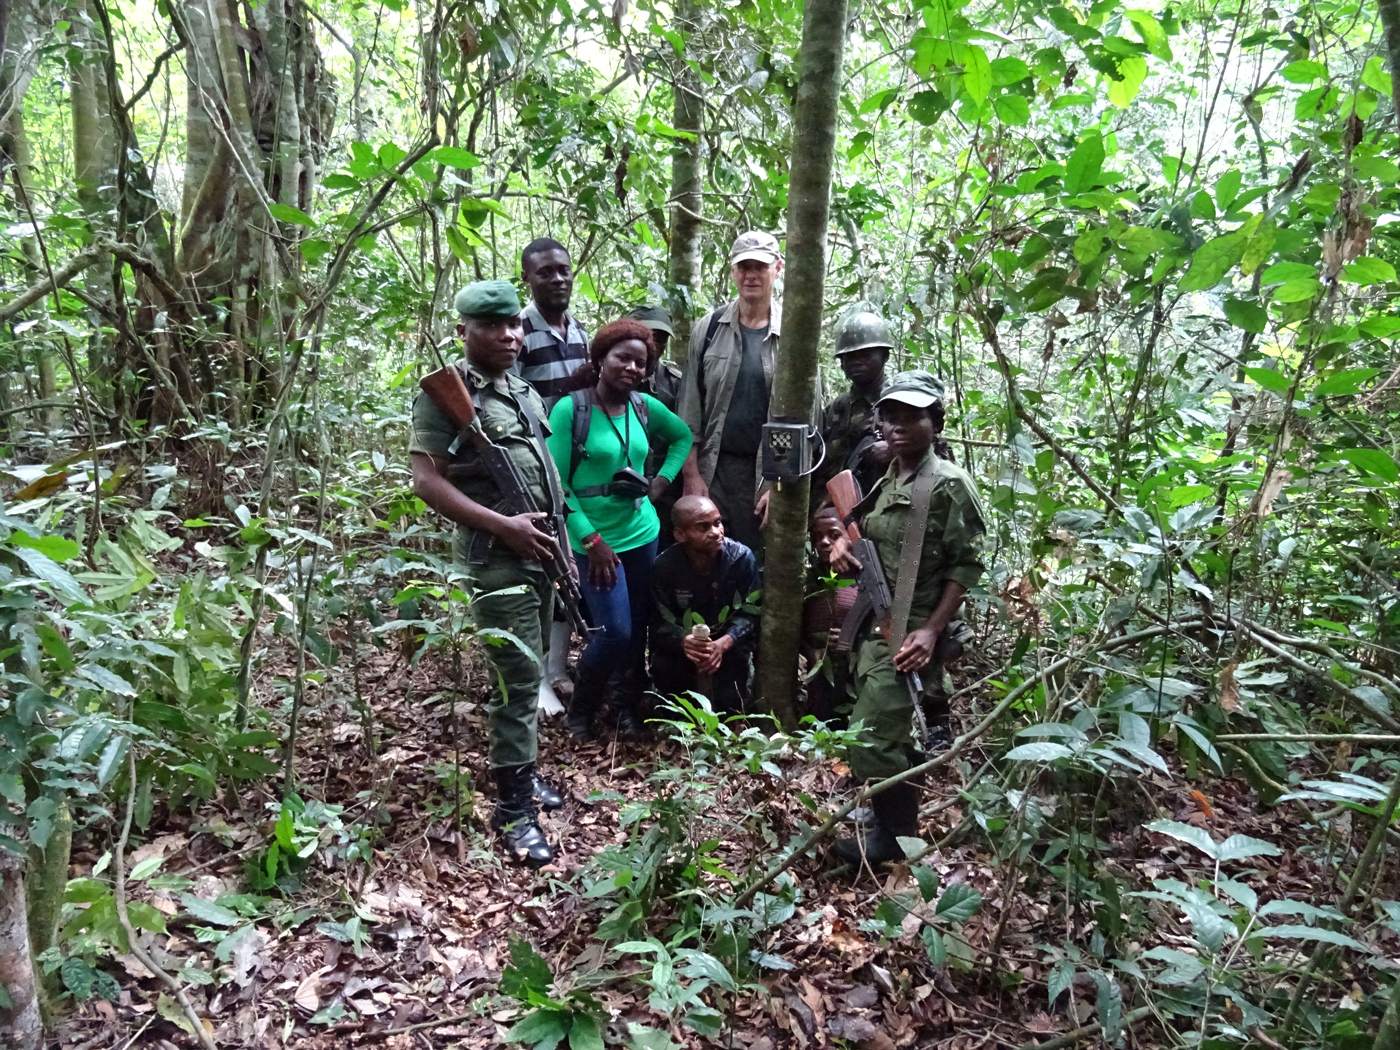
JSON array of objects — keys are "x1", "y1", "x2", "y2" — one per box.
[{"x1": 521, "y1": 237, "x2": 568, "y2": 273}]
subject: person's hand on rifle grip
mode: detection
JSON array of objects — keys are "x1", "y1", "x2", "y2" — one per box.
[
  {"x1": 894, "y1": 626, "x2": 937, "y2": 674},
  {"x1": 828, "y1": 535, "x2": 862, "y2": 575},
  {"x1": 498, "y1": 512, "x2": 556, "y2": 563},
  {"x1": 586, "y1": 537, "x2": 621, "y2": 589}
]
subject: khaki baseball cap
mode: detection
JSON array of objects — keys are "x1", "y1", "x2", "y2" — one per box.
[{"x1": 729, "y1": 230, "x2": 782, "y2": 265}]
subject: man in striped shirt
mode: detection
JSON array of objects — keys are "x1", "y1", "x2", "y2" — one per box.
[{"x1": 515, "y1": 238, "x2": 592, "y2": 408}]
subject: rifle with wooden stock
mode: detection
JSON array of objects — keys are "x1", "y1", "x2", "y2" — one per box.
[
  {"x1": 825, "y1": 469, "x2": 932, "y2": 749},
  {"x1": 420, "y1": 365, "x2": 590, "y2": 637}
]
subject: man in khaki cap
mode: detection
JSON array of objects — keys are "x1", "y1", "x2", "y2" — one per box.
[{"x1": 675, "y1": 231, "x2": 791, "y2": 555}]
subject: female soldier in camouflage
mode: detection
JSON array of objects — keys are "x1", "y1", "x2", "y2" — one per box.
[{"x1": 827, "y1": 371, "x2": 986, "y2": 867}]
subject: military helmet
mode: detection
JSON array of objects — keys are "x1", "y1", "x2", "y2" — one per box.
[{"x1": 835, "y1": 310, "x2": 894, "y2": 355}]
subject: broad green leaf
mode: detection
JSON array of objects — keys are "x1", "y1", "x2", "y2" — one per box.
[
  {"x1": 569, "y1": 1013, "x2": 606, "y2": 1050},
  {"x1": 1260, "y1": 261, "x2": 1315, "y2": 284},
  {"x1": 268, "y1": 203, "x2": 315, "y2": 227},
  {"x1": 993, "y1": 94, "x2": 1030, "y2": 126},
  {"x1": 76, "y1": 665, "x2": 136, "y2": 696},
  {"x1": 181, "y1": 894, "x2": 241, "y2": 927},
  {"x1": 1125, "y1": 10, "x2": 1171, "y2": 59},
  {"x1": 908, "y1": 89, "x2": 951, "y2": 125},
  {"x1": 1108, "y1": 56, "x2": 1148, "y2": 108},
  {"x1": 1342, "y1": 257, "x2": 1396, "y2": 285},
  {"x1": 501, "y1": 935, "x2": 554, "y2": 1001},
  {"x1": 935, "y1": 883, "x2": 982, "y2": 922},
  {"x1": 504, "y1": 1007, "x2": 570, "y2": 1049},
  {"x1": 1062, "y1": 132, "x2": 1104, "y2": 196},
  {"x1": 1145, "y1": 818, "x2": 1219, "y2": 859},
  {"x1": 1217, "y1": 834, "x2": 1281, "y2": 861},
  {"x1": 1248, "y1": 926, "x2": 1367, "y2": 950},
  {"x1": 13, "y1": 547, "x2": 87, "y2": 603},
  {"x1": 1340, "y1": 448, "x2": 1400, "y2": 483},
  {"x1": 1362, "y1": 56, "x2": 1393, "y2": 95},
  {"x1": 96, "y1": 734, "x2": 129, "y2": 787},
  {"x1": 434, "y1": 146, "x2": 480, "y2": 169},
  {"x1": 1239, "y1": 219, "x2": 1276, "y2": 275},
  {"x1": 9, "y1": 532, "x2": 80, "y2": 562},
  {"x1": 1005, "y1": 742, "x2": 1074, "y2": 761},
  {"x1": 1214, "y1": 169, "x2": 1241, "y2": 210},
  {"x1": 378, "y1": 142, "x2": 408, "y2": 169},
  {"x1": 129, "y1": 855, "x2": 163, "y2": 881},
  {"x1": 962, "y1": 45, "x2": 991, "y2": 104},
  {"x1": 990, "y1": 57, "x2": 1029, "y2": 85},
  {"x1": 1356, "y1": 156, "x2": 1400, "y2": 182},
  {"x1": 1223, "y1": 297, "x2": 1268, "y2": 334},
  {"x1": 1314, "y1": 368, "x2": 1380, "y2": 396},
  {"x1": 1272, "y1": 277, "x2": 1322, "y2": 303},
  {"x1": 1178, "y1": 231, "x2": 1245, "y2": 291},
  {"x1": 1244, "y1": 367, "x2": 1292, "y2": 394},
  {"x1": 1281, "y1": 59, "x2": 1326, "y2": 83},
  {"x1": 1073, "y1": 228, "x2": 1108, "y2": 264}
]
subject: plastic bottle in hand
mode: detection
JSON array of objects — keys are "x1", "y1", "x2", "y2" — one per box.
[{"x1": 690, "y1": 623, "x2": 713, "y2": 700}]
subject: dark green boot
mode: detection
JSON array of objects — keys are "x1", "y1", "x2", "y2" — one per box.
[
  {"x1": 835, "y1": 781, "x2": 920, "y2": 868},
  {"x1": 491, "y1": 765, "x2": 554, "y2": 868}
]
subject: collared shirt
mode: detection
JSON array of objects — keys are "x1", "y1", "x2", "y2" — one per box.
[
  {"x1": 649, "y1": 538, "x2": 761, "y2": 659},
  {"x1": 513, "y1": 301, "x2": 589, "y2": 408},
  {"x1": 409, "y1": 359, "x2": 556, "y2": 567},
  {"x1": 859, "y1": 451, "x2": 986, "y2": 633},
  {"x1": 819, "y1": 377, "x2": 884, "y2": 495}
]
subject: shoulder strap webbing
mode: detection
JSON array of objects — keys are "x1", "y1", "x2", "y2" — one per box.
[
  {"x1": 695, "y1": 308, "x2": 724, "y2": 411},
  {"x1": 631, "y1": 390, "x2": 649, "y2": 429},
  {"x1": 568, "y1": 388, "x2": 593, "y2": 484},
  {"x1": 516, "y1": 391, "x2": 569, "y2": 529},
  {"x1": 889, "y1": 458, "x2": 941, "y2": 650}
]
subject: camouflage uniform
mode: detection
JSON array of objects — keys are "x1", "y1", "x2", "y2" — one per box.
[{"x1": 410, "y1": 362, "x2": 558, "y2": 770}]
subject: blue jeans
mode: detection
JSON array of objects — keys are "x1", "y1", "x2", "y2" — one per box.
[{"x1": 575, "y1": 538, "x2": 657, "y2": 676}]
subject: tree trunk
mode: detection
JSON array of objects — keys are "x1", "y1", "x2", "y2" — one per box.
[
  {"x1": 756, "y1": 0, "x2": 848, "y2": 728},
  {"x1": 666, "y1": 0, "x2": 703, "y2": 361},
  {"x1": 0, "y1": 850, "x2": 41, "y2": 1050},
  {"x1": 26, "y1": 792, "x2": 70, "y2": 1003},
  {"x1": 1378, "y1": 974, "x2": 1400, "y2": 1050},
  {"x1": 1378, "y1": 0, "x2": 1400, "y2": 128}
]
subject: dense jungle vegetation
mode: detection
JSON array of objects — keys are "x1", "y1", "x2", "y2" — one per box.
[{"x1": 1, "y1": 0, "x2": 1400, "y2": 1044}]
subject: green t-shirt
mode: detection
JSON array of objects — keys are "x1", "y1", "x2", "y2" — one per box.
[{"x1": 546, "y1": 392, "x2": 693, "y2": 554}]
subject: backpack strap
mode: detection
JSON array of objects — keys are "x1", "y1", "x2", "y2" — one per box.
[
  {"x1": 889, "y1": 457, "x2": 942, "y2": 650},
  {"x1": 695, "y1": 307, "x2": 724, "y2": 416},
  {"x1": 568, "y1": 388, "x2": 593, "y2": 486},
  {"x1": 630, "y1": 390, "x2": 649, "y2": 429}
]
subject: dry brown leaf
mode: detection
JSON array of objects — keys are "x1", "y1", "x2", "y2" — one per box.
[
  {"x1": 294, "y1": 971, "x2": 323, "y2": 1013},
  {"x1": 1218, "y1": 662, "x2": 1242, "y2": 714}
]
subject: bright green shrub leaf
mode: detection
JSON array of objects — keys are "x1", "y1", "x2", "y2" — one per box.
[
  {"x1": 268, "y1": 203, "x2": 315, "y2": 227},
  {"x1": 1244, "y1": 366, "x2": 1292, "y2": 393},
  {"x1": 501, "y1": 935, "x2": 554, "y2": 1001},
  {"x1": 435, "y1": 146, "x2": 480, "y2": 169},
  {"x1": 1248, "y1": 926, "x2": 1367, "y2": 950},
  {"x1": 9, "y1": 532, "x2": 79, "y2": 562},
  {"x1": 1073, "y1": 228, "x2": 1108, "y2": 264},
  {"x1": 181, "y1": 894, "x2": 241, "y2": 927},
  {"x1": 1191, "y1": 190, "x2": 1216, "y2": 219},
  {"x1": 1362, "y1": 55, "x2": 1393, "y2": 95},
  {"x1": 1315, "y1": 368, "x2": 1380, "y2": 396},
  {"x1": 1178, "y1": 231, "x2": 1245, "y2": 291},
  {"x1": 1214, "y1": 169, "x2": 1241, "y2": 209},
  {"x1": 1355, "y1": 156, "x2": 1400, "y2": 182},
  {"x1": 1108, "y1": 56, "x2": 1148, "y2": 108},
  {"x1": 1125, "y1": 10, "x2": 1171, "y2": 59},
  {"x1": 377, "y1": 142, "x2": 408, "y2": 168},
  {"x1": 504, "y1": 1007, "x2": 571, "y2": 1047},
  {"x1": 962, "y1": 45, "x2": 991, "y2": 103},
  {"x1": 13, "y1": 547, "x2": 86, "y2": 603},
  {"x1": 1005, "y1": 742, "x2": 1074, "y2": 761},
  {"x1": 1223, "y1": 297, "x2": 1268, "y2": 333},
  {"x1": 1240, "y1": 219, "x2": 1276, "y2": 275},
  {"x1": 990, "y1": 56, "x2": 1029, "y2": 85},
  {"x1": 1281, "y1": 59, "x2": 1325, "y2": 83},
  {"x1": 569, "y1": 1013, "x2": 606, "y2": 1050},
  {"x1": 1260, "y1": 261, "x2": 1314, "y2": 284},
  {"x1": 1340, "y1": 448, "x2": 1400, "y2": 483},
  {"x1": 1062, "y1": 132, "x2": 1104, "y2": 196},
  {"x1": 1342, "y1": 256, "x2": 1396, "y2": 285},
  {"x1": 1217, "y1": 834, "x2": 1281, "y2": 861},
  {"x1": 993, "y1": 94, "x2": 1031, "y2": 125},
  {"x1": 320, "y1": 173, "x2": 359, "y2": 190},
  {"x1": 1145, "y1": 818, "x2": 1219, "y2": 859},
  {"x1": 1272, "y1": 277, "x2": 1322, "y2": 303}
]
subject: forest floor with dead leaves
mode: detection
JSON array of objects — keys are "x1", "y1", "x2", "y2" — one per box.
[{"x1": 48, "y1": 629, "x2": 1386, "y2": 1050}]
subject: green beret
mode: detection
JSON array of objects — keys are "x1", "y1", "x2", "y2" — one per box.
[
  {"x1": 627, "y1": 304, "x2": 674, "y2": 337},
  {"x1": 454, "y1": 280, "x2": 521, "y2": 319},
  {"x1": 876, "y1": 370, "x2": 946, "y2": 410}
]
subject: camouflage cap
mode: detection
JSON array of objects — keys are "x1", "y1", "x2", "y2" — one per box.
[
  {"x1": 729, "y1": 230, "x2": 782, "y2": 265},
  {"x1": 876, "y1": 370, "x2": 946, "y2": 410},
  {"x1": 454, "y1": 280, "x2": 521, "y2": 319},
  {"x1": 627, "y1": 304, "x2": 674, "y2": 337}
]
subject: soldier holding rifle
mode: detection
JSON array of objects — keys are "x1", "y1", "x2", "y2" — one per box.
[
  {"x1": 409, "y1": 280, "x2": 580, "y2": 868},
  {"x1": 826, "y1": 371, "x2": 986, "y2": 867}
]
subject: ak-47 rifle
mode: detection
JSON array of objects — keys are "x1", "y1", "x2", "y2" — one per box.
[
  {"x1": 420, "y1": 365, "x2": 590, "y2": 638},
  {"x1": 826, "y1": 469, "x2": 932, "y2": 749}
]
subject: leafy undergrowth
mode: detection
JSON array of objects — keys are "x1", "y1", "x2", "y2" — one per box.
[{"x1": 48, "y1": 634, "x2": 1400, "y2": 1050}]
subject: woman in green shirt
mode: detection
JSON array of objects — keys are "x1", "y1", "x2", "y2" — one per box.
[{"x1": 546, "y1": 319, "x2": 693, "y2": 741}]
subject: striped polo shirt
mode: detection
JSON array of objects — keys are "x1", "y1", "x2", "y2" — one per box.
[{"x1": 514, "y1": 301, "x2": 589, "y2": 408}]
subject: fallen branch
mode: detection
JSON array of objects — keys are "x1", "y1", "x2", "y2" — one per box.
[
  {"x1": 1236, "y1": 622, "x2": 1400, "y2": 732},
  {"x1": 0, "y1": 247, "x2": 104, "y2": 322},
  {"x1": 1241, "y1": 616, "x2": 1400, "y2": 703},
  {"x1": 114, "y1": 751, "x2": 217, "y2": 1050},
  {"x1": 1013, "y1": 1006, "x2": 1153, "y2": 1050},
  {"x1": 361, "y1": 1012, "x2": 476, "y2": 1041},
  {"x1": 0, "y1": 399, "x2": 69, "y2": 421}
]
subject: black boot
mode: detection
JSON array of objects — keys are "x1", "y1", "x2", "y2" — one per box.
[
  {"x1": 566, "y1": 661, "x2": 607, "y2": 742},
  {"x1": 613, "y1": 670, "x2": 653, "y2": 743},
  {"x1": 491, "y1": 765, "x2": 554, "y2": 867},
  {"x1": 532, "y1": 772, "x2": 565, "y2": 811},
  {"x1": 835, "y1": 781, "x2": 921, "y2": 868}
]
